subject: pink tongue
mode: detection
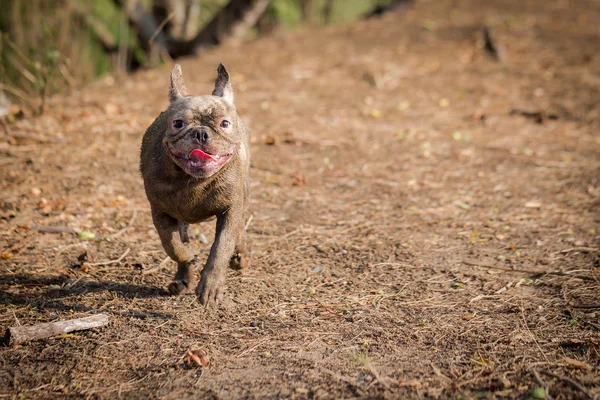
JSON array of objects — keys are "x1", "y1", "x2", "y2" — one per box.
[{"x1": 189, "y1": 149, "x2": 216, "y2": 162}]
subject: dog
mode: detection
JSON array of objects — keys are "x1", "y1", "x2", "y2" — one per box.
[{"x1": 140, "y1": 64, "x2": 250, "y2": 305}]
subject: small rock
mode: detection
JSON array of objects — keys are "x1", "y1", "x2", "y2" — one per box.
[
  {"x1": 104, "y1": 103, "x2": 120, "y2": 116},
  {"x1": 525, "y1": 201, "x2": 541, "y2": 208},
  {"x1": 199, "y1": 233, "x2": 208, "y2": 244}
]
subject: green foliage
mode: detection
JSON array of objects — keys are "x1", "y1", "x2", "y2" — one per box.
[
  {"x1": 268, "y1": 0, "x2": 303, "y2": 27},
  {"x1": 263, "y1": 0, "x2": 393, "y2": 26},
  {"x1": 565, "y1": 313, "x2": 580, "y2": 327},
  {"x1": 530, "y1": 387, "x2": 546, "y2": 399},
  {"x1": 1, "y1": 0, "x2": 390, "y2": 112},
  {"x1": 0, "y1": 19, "x2": 69, "y2": 114},
  {"x1": 0, "y1": 0, "x2": 119, "y2": 112}
]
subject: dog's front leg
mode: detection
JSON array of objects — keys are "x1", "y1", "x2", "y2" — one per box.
[
  {"x1": 152, "y1": 211, "x2": 196, "y2": 295},
  {"x1": 196, "y1": 206, "x2": 242, "y2": 305}
]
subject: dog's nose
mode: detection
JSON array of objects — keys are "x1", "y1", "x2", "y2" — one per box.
[{"x1": 195, "y1": 129, "x2": 210, "y2": 144}]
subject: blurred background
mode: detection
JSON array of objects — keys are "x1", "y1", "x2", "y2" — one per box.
[{"x1": 0, "y1": 0, "x2": 406, "y2": 115}]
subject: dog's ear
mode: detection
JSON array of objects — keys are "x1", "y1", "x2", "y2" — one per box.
[
  {"x1": 169, "y1": 64, "x2": 189, "y2": 103},
  {"x1": 212, "y1": 64, "x2": 234, "y2": 105}
]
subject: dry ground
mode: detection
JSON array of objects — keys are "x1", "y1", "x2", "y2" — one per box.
[{"x1": 1, "y1": 0, "x2": 599, "y2": 398}]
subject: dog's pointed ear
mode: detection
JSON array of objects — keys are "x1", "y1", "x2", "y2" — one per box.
[
  {"x1": 212, "y1": 64, "x2": 234, "y2": 105},
  {"x1": 169, "y1": 64, "x2": 188, "y2": 103}
]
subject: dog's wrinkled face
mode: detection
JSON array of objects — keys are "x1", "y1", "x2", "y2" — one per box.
[{"x1": 163, "y1": 64, "x2": 240, "y2": 179}]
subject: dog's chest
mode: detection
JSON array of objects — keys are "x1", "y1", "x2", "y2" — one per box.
[{"x1": 160, "y1": 178, "x2": 232, "y2": 223}]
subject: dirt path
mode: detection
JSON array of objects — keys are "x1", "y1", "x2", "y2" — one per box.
[{"x1": 1, "y1": 0, "x2": 599, "y2": 398}]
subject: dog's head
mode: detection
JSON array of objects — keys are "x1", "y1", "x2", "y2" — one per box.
[{"x1": 163, "y1": 64, "x2": 241, "y2": 179}]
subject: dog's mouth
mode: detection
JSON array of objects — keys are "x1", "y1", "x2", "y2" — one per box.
[
  {"x1": 169, "y1": 146, "x2": 234, "y2": 174},
  {"x1": 187, "y1": 148, "x2": 233, "y2": 165}
]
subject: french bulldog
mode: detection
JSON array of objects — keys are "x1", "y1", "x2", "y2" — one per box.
[{"x1": 140, "y1": 64, "x2": 250, "y2": 305}]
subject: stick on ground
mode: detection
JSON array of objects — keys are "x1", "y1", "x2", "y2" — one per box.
[
  {"x1": 3, "y1": 314, "x2": 109, "y2": 346},
  {"x1": 483, "y1": 26, "x2": 507, "y2": 62},
  {"x1": 87, "y1": 248, "x2": 131, "y2": 267}
]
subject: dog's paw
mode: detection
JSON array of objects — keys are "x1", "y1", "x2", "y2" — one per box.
[
  {"x1": 168, "y1": 279, "x2": 191, "y2": 295},
  {"x1": 195, "y1": 271, "x2": 225, "y2": 305}
]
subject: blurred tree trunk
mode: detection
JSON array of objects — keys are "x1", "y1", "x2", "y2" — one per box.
[
  {"x1": 152, "y1": 0, "x2": 200, "y2": 39},
  {"x1": 173, "y1": 0, "x2": 271, "y2": 51},
  {"x1": 121, "y1": 0, "x2": 168, "y2": 61},
  {"x1": 301, "y1": 0, "x2": 313, "y2": 24},
  {"x1": 10, "y1": 0, "x2": 24, "y2": 48},
  {"x1": 322, "y1": 0, "x2": 334, "y2": 24},
  {"x1": 182, "y1": 1, "x2": 201, "y2": 40},
  {"x1": 363, "y1": 0, "x2": 414, "y2": 19},
  {"x1": 116, "y1": 0, "x2": 271, "y2": 59},
  {"x1": 56, "y1": 0, "x2": 72, "y2": 54}
]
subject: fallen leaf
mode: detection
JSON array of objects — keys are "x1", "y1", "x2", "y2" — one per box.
[
  {"x1": 472, "y1": 110, "x2": 486, "y2": 120},
  {"x1": 292, "y1": 173, "x2": 307, "y2": 186},
  {"x1": 78, "y1": 231, "x2": 96, "y2": 240},
  {"x1": 423, "y1": 21, "x2": 436, "y2": 31},
  {"x1": 370, "y1": 109, "x2": 382, "y2": 118},
  {"x1": 522, "y1": 147, "x2": 534, "y2": 156},
  {"x1": 397, "y1": 101, "x2": 410, "y2": 110},
  {"x1": 562, "y1": 356, "x2": 592, "y2": 370},
  {"x1": 263, "y1": 135, "x2": 277, "y2": 145},
  {"x1": 457, "y1": 202, "x2": 470, "y2": 210},
  {"x1": 530, "y1": 387, "x2": 545, "y2": 399},
  {"x1": 471, "y1": 352, "x2": 489, "y2": 365},
  {"x1": 186, "y1": 346, "x2": 210, "y2": 368},
  {"x1": 399, "y1": 379, "x2": 421, "y2": 387},
  {"x1": 461, "y1": 314, "x2": 475, "y2": 321},
  {"x1": 426, "y1": 387, "x2": 444, "y2": 399}
]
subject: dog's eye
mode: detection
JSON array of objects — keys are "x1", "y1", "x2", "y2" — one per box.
[
  {"x1": 173, "y1": 120, "x2": 185, "y2": 129},
  {"x1": 220, "y1": 120, "x2": 231, "y2": 129}
]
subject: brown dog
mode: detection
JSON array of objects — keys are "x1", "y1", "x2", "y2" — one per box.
[{"x1": 140, "y1": 64, "x2": 250, "y2": 305}]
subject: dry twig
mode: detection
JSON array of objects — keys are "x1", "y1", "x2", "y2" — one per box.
[
  {"x1": 32, "y1": 225, "x2": 80, "y2": 234},
  {"x1": 87, "y1": 248, "x2": 131, "y2": 267},
  {"x1": 462, "y1": 260, "x2": 597, "y2": 281},
  {"x1": 540, "y1": 370, "x2": 593, "y2": 399},
  {"x1": 107, "y1": 210, "x2": 137, "y2": 238},
  {"x1": 3, "y1": 314, "x2": 109, "y2": 346},
  {"x1": 531, "y1": 369, "x2": 553, "y2": 400}
]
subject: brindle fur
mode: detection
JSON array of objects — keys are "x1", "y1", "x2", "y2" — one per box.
[{"x1": 140, "y1": 64, "x2": 250, "y2": 305}]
